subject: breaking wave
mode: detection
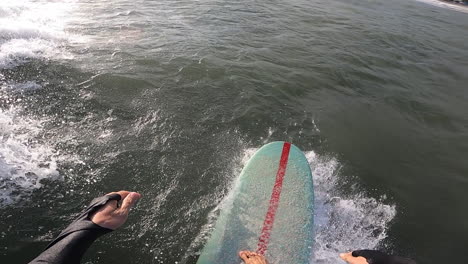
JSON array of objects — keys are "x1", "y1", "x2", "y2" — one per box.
[
  {"x1": 0, "y1": 0, "x2": 77, "y2": 69},
  {"x1": 308, "y1": 151, "x2": 396, "y2": 263},
  {"x1": 0, "y1": 106, "x2": 59, "y2": 206}
]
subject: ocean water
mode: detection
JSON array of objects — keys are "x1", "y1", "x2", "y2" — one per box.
[{"x1": 0, "y1": 0, "x2": 467, "y2": 263}]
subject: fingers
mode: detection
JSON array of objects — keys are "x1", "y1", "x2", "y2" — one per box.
[
  {"x1": 101, "y1": 199, "x2": 119, "y2": 214},
  {"x1": 119, "y1": 192, "x2": 142, "y2": 214},
  {"x1": 106, "y1": 190, "x2": 130, "y2": 199},
  {"x1": 102, "y1": 190, "x2": 140, "y2": 215},
  {"x1": 102, "y1": 191, "x2": 130, "y2": 213}
]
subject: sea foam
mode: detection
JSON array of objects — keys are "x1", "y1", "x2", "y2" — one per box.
[
  {"x1": 0, "y1": 0, "x2": 76, "y2": 68},
  {"x1": 189, "y1": 148, "x2": 396, "y2": 263},
  {"x1": 0, "y1": 106, "x2": 60, "y2": 206},
  {"x1": 0, "y1": 0, "x2": 77, "y2": 205},
  {"x1": 307, "y1": 151, "x2": 396, "y2": 263}
]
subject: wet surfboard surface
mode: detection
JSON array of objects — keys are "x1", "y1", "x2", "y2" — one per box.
[{"x1": 197, "y1": 141, "x2": 314, "y2": 264}]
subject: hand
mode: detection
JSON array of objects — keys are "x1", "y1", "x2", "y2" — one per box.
[{"x1": 90, "y1": 191, "x2": 142, "y2": 230}]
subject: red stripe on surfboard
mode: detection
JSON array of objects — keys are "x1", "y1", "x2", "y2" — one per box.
[{"x1": 256, "y1": 142, "x2": 291, "y2": 255}]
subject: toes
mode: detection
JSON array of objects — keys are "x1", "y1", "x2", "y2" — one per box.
[
  {"x1": 248, "y1": 253, "x2": 267, "y2": 264},
  {"x1": 239, "y1": 250, "x2": 268, "y2": 264},
  {"x1": 239, "y1": 251, "x2": 249, "y2": 261}
]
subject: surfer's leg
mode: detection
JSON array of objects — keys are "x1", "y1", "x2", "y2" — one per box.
[{"x1": 239, "y1": 251, "x2": 268, "y2": 264}]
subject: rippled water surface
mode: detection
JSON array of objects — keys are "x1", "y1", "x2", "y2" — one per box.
[{"x1": 1, "y1": 0, "x2": 467, "y2": 263}]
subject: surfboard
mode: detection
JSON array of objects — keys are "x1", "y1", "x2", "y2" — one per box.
[{"x1": 197, "y1": 141, "x2": 314, "y2": 264}]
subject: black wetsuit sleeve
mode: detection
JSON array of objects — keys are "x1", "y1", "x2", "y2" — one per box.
[
  {"x1": 28, "y1": 193, "x2": 121, "y2": 264},
  {"x1": 352, "y1": 250, "x2": 417, "y2": 264}
]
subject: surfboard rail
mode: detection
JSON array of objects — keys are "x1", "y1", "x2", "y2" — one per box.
[{"x1": 197, "y1": 141, "x2": 314, "y2": 264}]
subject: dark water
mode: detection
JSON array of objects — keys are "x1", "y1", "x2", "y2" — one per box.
[{"x1": 1, "y1": 0, "x2": 467, "y2": 263}]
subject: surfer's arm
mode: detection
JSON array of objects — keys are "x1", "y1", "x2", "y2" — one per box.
[{"x1": 28, "y1": 191, "x2": 141, "y2": 264}]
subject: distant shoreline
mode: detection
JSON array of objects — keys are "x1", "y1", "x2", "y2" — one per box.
[
  {"x1": 439, "y1": 0, "x2": 468, "y2": 13},
  {"x1": 417, "y1": 0, "x2": 468, "y2": 13},
  {"x1": 439, "y1": 0, "x2": 468, "y2": 6}
]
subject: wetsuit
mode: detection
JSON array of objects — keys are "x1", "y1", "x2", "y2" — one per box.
[
  {"x1": 28, "y1": 193, "x2": 121, "y2": 264},
  {"x1": 352, "y1": 250, "x2": 417, "y2": 264}
]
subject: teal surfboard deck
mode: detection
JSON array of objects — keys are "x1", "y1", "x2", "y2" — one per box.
[{"x1": 197, "y1": 141, "x2": 314, "y2": 264}]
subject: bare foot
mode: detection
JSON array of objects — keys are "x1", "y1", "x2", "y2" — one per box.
[
  {"x1": 239, "y1": 251, "x2": 268, "y2": 264},
  {"x1": 340, "y1": 252, "x2": 369, "y2": 264}
]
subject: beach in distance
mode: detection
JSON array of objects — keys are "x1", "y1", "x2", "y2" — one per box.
[{"x1": 417, "y1": 0, "x2": 468, "y2": 12}]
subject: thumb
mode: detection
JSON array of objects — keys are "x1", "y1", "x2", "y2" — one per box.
[{"x1": 120, "y1": 192, "x2": 141, "y2": 214}]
